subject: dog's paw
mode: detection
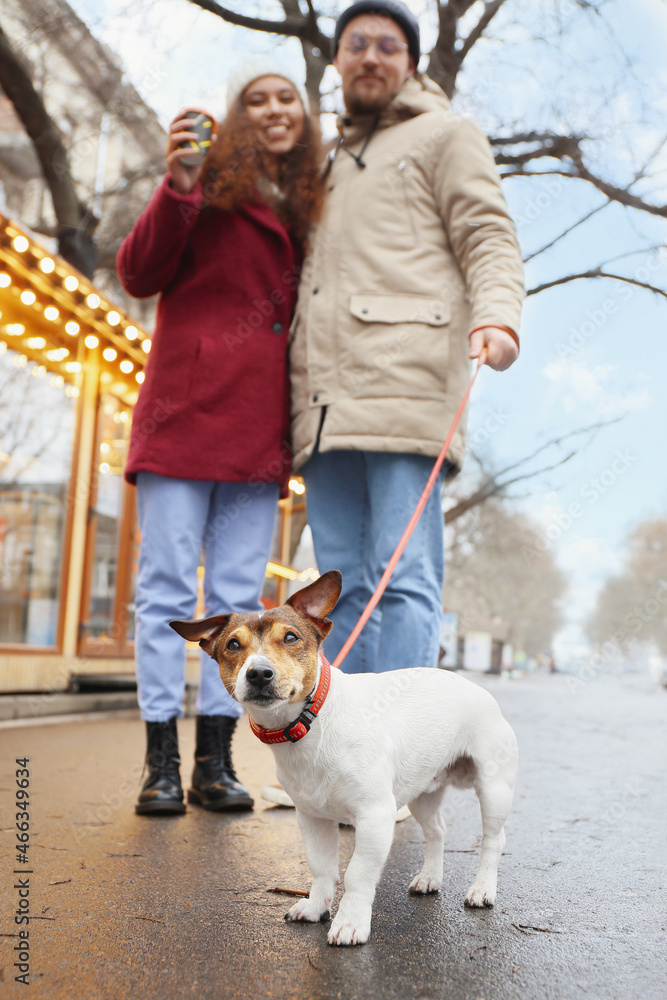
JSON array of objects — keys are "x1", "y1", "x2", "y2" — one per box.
[
  {"x1": 409, "y1": 871, "x2": 442, "y2": 895},
  {"x1": 464, "y1": 883, "x2": 496, "y2": 908},
  {"x1": 285, "y1": 898, "x2": 330, "y2": 924},
  {"x1": 327, "y1": 915, "x2": 371, "y2": 946}
]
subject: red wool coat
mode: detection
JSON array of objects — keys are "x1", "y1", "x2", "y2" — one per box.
[{"x1": 117, "y1": 175, "x2": 299, "y2": 487}]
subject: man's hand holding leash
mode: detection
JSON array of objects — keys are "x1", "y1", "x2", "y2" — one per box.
[{"x1": 469, "y1": 324, "x2": 520, "y2": 371}]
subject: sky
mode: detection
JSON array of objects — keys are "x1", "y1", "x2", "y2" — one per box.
[{"x1": 62, "y1": 0, "x2": 667, "y2": 666}]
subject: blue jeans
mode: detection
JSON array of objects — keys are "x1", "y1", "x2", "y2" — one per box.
[
  {"x1": 302, "y1": 451, "x2": 444, "y2": 673},
  {"x1": 135, "y1": 473, "x2": 279, "y2": 721}
]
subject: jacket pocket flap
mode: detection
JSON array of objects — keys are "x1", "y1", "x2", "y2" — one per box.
[{"x1": 350, "y1": 295, "x2": 450, "y2": 325}]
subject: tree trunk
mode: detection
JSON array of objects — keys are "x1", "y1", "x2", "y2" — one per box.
[{"x1": 0, "y1": 20, "x2": 97, "y2": 277}]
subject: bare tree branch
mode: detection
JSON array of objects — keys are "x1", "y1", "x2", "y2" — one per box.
[
  {"x1": 446, "y1": 453, "x2": 579, "y2": 522},
  {"x1": 491, "y1": 133, "x2": 584, "y2": 167},
  {"x1": 523, "y1": 201, "x2": 611, "y2": 263},
  {"x1": 279, "y1": 0, "x2": 329, "y2": 106},
  {"x1": 527, "y1": 269, "x2": 667, "y2": 299},
  {"x1": 427, "y1": 0, "x2": 478, "y2": 98},
  {"x1": 499, "y1": 162, "x2": 667, "y2": 220},
  {"x1": 569, "y1": 154, "x2": 667, "y2": 219},
  {"x1": 457, "y1": 0, "x2": 509, "y2": 63},
  {"x1": 446, "y1": 417, "x2": 625, "y2": 523},
  {"x1": 186, "y1": 0, "x2": 327, "y2": 48},
  {"x1": 491, "y1": 129, "x2": 667, "y2": 219},
  {"x1": 0, "y1": 18, "x2": 97, "y2": 275}
]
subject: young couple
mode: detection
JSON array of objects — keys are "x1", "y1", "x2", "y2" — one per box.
[{"x1": 118, "y1": 1, "x2": 524, "y2": 817}]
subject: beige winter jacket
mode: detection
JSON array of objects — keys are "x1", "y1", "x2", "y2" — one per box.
[{"x1": 289, "y1": 75, "x2": 524, "y2": 472}]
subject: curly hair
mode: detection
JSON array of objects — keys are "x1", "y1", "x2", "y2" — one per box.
[{"x1": 200, "y1": 103, "x2": 324, "y2": 248}]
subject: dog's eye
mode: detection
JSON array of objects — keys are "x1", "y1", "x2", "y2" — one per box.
[
  {"x1": 284, "y1": 631, "x2": 300, "y2": 644},
  {"x1": 226, "y1": 637, "x2": 242, "y2": 651}
]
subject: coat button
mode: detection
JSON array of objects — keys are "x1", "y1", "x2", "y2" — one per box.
[
  {"x1": 312, "y1": 394, "x2": 319, "y2": 403},
  {"x1": 313, "y1": 287, "x2": 319, "y2": 294},
  {"x1": 272, "y1": 322, "x2": 283, "y2": 334}
]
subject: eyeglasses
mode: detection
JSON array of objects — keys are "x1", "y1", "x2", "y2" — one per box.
[{"x1": 343, "y1": 33, "x2": 409, "y2": 57}]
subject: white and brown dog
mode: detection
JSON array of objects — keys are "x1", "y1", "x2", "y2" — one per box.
[{"x1": 171, "y1": 570, "x2": 518, "y2": 947}]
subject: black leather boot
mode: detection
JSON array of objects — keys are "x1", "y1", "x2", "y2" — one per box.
[
  {"x1": 136, "y1": 718, "x2": 186, "y2": 815},
  {"x1": 188, "y1": 715, "x2": 254, "y2": 811}
]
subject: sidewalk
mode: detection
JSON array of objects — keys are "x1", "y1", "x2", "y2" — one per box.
[{"x1": 1, "y1": 670, "x2": 665, "y2": 999}]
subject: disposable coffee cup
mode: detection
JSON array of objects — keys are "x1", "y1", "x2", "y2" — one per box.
[{"x1": 179, "y1": 110, "x2": 216, "y2": 166}]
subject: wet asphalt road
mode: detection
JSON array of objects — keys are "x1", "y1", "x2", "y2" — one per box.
[{"x1": 1, "y1": 669, "x2": 665, "y2": 1000}]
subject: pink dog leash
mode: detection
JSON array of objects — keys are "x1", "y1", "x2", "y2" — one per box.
[{"x1": 331, "y1": 347, "x2": 488, "y2": 672}]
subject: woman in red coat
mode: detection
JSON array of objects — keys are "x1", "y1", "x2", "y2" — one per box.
[{"x1": 117, "y1": 56, "x2": 322, "y2": 817}]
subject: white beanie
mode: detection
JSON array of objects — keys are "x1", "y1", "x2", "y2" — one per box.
[{"x1": 225, "y1": 54, "x2": 310, "y2": 113}]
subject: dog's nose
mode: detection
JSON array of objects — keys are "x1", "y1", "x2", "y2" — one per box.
[{"x1": 246, "y1": 665, "x2": 276, "y2": 688}]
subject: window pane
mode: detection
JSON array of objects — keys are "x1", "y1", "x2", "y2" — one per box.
[
  {"x1": 83, "y1": 395, "x2": 131, "y2": 642},
  {"x1": 0, "y1": 347, "x2": 77, "y2": 645}
]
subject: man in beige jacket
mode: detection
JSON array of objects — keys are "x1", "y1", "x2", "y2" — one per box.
[{"x1": 290, "y1": 0, "x2": 524, "y2": 674}]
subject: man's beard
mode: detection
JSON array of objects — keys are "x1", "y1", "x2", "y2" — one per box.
[{"x1": 345, "y1": 81, "x2": 396, "y2": 116}]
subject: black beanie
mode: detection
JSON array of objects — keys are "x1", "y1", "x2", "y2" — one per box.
[{"x1": 332, "y1": 1, "x2": 421, "y2": 68}]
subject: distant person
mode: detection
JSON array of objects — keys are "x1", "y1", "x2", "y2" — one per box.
[
  {"x1": 117, "y1": 56, "x2": 322, "y2": 815},
  {"x1": 290, "y1": 1, "x2": 524, "y2": 673}
]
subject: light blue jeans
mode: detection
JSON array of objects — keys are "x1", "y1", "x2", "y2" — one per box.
[
  {"x1": 302, "y1": 450, "x2": 445, "y2": 673},
  {"x1": 135, "y1": 473, "x2": 279, "y2": 721}
]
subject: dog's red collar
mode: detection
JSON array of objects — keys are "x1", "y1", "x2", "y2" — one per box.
[{"x1": 248, "y1": 654, "x2": 331, "y2": 745}]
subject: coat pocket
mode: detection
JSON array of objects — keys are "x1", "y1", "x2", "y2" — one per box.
[{"x1": 346, "y1": 294, "x2": 450, "y2": 400}]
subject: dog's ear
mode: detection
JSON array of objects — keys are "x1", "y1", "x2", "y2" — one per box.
[
  {"x1": 286, "y1": 570, "x2": 342, "y2": 637},
  {"x1": 169, "y1": 615, "x2": 230, "y2": 659}
]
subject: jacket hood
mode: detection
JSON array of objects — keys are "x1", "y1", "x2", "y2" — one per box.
[{"x1": 338, "y1": 75, "x2": 451, "y2": 141}]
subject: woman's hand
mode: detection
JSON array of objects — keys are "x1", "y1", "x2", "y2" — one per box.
[
  {"x1": 468, "y1": 326, "x2": 519, "y2": 371},
  {"x1": 166, "y1": 107, "x2": 213, "y2": 195}
]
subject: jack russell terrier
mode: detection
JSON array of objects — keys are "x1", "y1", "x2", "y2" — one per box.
[{"x1": 170, "y1": 570, "x2": 518, "y2": 946}]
